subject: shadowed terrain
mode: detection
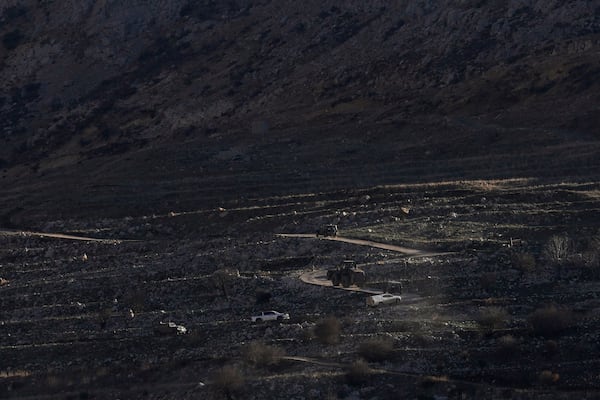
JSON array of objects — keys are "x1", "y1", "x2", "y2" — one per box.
[
  {"x1": 1, "y1": 0, "x2": 599, "y2": 224},
  {"x1": 1, "y1": 1, "x2": 600, "y2": 399}
]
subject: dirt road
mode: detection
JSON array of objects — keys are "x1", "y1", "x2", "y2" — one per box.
[
  {"x1": 279, "y1": 234, "x2": 446, "y2": 295},
  {"x1": 299, "y1": 268, "x2": 383, "y2": 294},
  {"x1": 298, "y1": 268, "x2": 425, "y2": 304},
  {"x1": 277, "y1": 233, "x2": 428, "y2": 255},
  {"x1": 0, "y1": 229, "x2": 127, "y2": 243}
]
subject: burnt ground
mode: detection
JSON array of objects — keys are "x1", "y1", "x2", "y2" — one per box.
[
  {"x1": 2, "y1": 2, "x2": 600, "y2": 399},
  {"x1": 2, "y1": 178, "x2": 600, "y2": 400}
]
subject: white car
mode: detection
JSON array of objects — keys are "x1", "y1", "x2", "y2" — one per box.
[
  {"x1": 251, "y1": 310, "x2": 290, "y2": 322},
  {"x1": 366, "y1": 293, "x2": 402, "y2": 307}
]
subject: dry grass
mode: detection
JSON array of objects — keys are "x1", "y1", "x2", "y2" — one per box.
[
  {"x1": 243, "y1": 341, "x2": 285, "y2": 367},
  {"x1": 212, "y1": 365, "x2": 245, "y2": 395},
  {"x1": 0, "y1": 370, "x2": 31, "y2": 378},
  {"x1": 461, "y1": 179, "x2": 505, "y2": 192},
  {"x1": 314, "y1": 317, "x2": 341, "y2": 345},
  {"x1": 380, "y1": 178, "x2": 531, "y2": 192},
  {"x1": 581, "y1": 190, "x2": 600, "y2": 200}
]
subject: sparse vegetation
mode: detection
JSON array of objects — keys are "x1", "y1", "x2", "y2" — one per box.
[
  {"x1": 242, "y1": 341, "x2": 284, "y2": 367},
  {"x1": 346, "y1": 359, "x2": 372, "y2": 386},
  {"x1": 538, "y1": 370, "x2": 560, "y2": 385},
  {"x1": 511, "y1": 252, "x2": 536, "y2": 273},
  {"x1": 2, "y1": 178, "x2": 600, "y2": 398},
  {"x1": 581, "y1": 234, "x2": 600, "y2": 276},
  {"x1": 213, "y1": 365, "x2": 244, "y2": 398},
  {"x1": 314, "y1": 316, "x2": 341, "y2": 345},
  {"x1": 543, "y1": 235, "x2": 572, "y2": 265},
  {"x1": 477, "y1": 307, "x2": 509, "y2": 330},
  {"x1": 496, "y1": 334, "x2": 519, "y2": 358},
  {"x1": 2, "y1": 0, "x2": 600, "y2": 397},
  {"x1": 358, "y1": 337, "x2": 394, "y2": 362},
  {"x1": 212, "y1": 268, "x2": 239, "y2": 298},
  {"x1": 528, "y1": 305, "x2": 574, "y2": 336}
]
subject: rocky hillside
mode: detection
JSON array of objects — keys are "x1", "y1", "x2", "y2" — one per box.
[{"x1": 1, "y1": 0, "x2": 599, "y2": 222}]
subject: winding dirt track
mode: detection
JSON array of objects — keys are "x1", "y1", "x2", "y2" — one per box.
[
  {"x1": 277, "y1": 233, "x2": 428, "y2": 255},
  {"x1": 299, "y1": 268, "x2": 383, "y2": 294},
  {"x1": 277, "y1": 234, "x2": 448, "y2": 296}
]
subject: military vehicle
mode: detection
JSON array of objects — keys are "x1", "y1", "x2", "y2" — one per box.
[
  {"x1": 316, "y1": 224, "x2": 338, "y2": 237},
  {"x1": 327, "y1": 260, "x2": 365, "y2": 288}
]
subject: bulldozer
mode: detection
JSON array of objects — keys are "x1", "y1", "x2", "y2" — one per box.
[
  {"x1": 327, "y1": 260, "x2": 365, "y2": 288},
  {"x1": 316, "y1": 224, "x2": 338, "y2": 237}
]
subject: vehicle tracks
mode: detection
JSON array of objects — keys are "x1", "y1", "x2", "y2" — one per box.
[{"x1": 278, "y1": 234, "x2": 449, "y2": 297}]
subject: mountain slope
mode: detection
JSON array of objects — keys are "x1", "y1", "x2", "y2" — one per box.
[{"x1": 1, "y1": 0, "x2": 599, "y2": 223}]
